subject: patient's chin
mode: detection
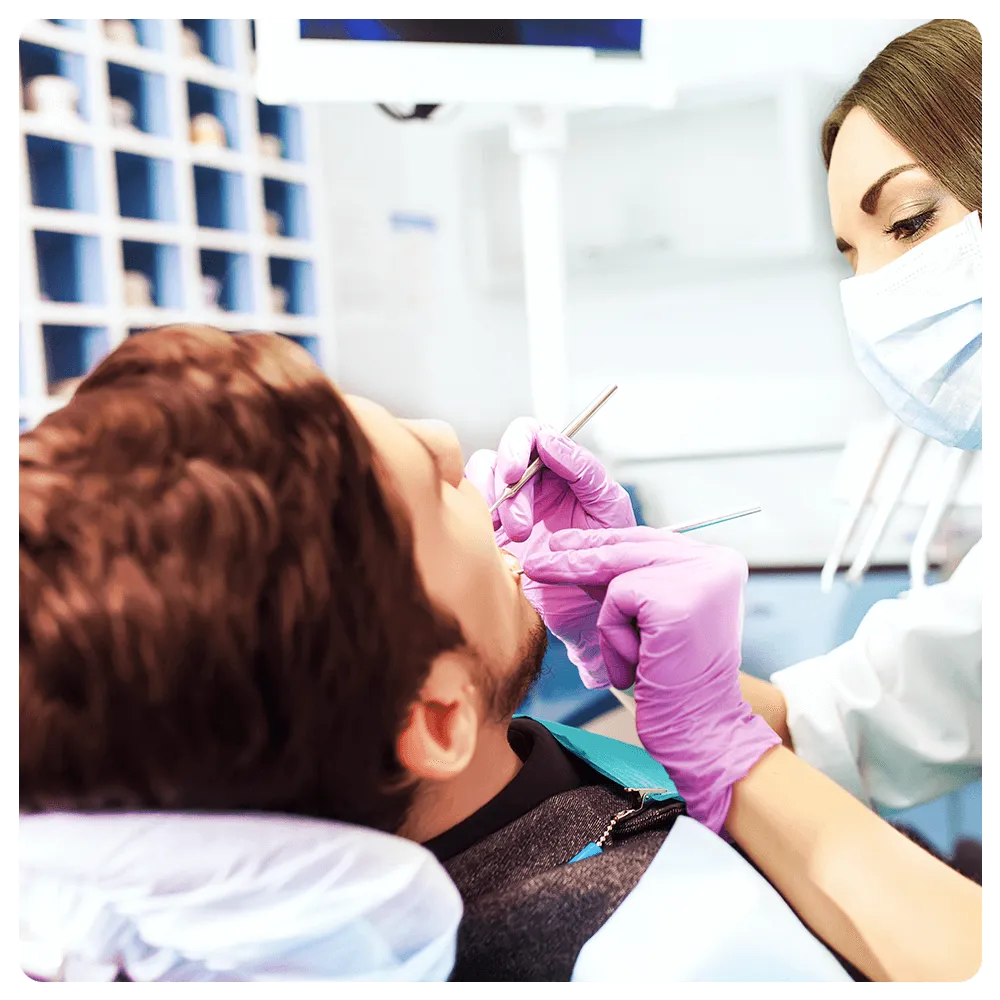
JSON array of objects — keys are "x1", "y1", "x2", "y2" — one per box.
[{"x1": 487, "y1": 612, "x2": 548, "y2": 722}]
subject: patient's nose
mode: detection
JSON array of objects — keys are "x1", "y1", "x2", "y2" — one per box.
[{"x1": 402, "y1": 419, "x2": 465, "y2": 488}]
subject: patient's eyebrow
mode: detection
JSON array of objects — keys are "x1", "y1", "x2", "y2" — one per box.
[{"x1": 860, "y1": 164, "x2": 919, "y2": 215}]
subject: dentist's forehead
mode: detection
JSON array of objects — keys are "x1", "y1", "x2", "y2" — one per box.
[{"x1": 827, "y1": 108, "x2": 919, "y2": 213}]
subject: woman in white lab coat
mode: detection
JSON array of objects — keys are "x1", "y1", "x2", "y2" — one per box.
[{"x1": 739, "y1": 19, "x2": 982, "y2": 824}]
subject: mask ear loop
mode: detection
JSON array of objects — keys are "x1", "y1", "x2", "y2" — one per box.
[{"x1": 821, "y1": 415, "x2": 901, "y2": 594}]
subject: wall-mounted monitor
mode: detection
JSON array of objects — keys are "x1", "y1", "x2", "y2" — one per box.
[{"x1": 254, "y1": 19, "x2": 673, "y2": 106}]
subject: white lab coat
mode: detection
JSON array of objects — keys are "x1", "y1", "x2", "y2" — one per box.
[{"x1": 770, "y1": 542, "x2": 982, "y2": 813}]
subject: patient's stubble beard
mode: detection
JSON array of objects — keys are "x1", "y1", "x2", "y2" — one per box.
[{"x1": 483, "y1": 609, "x2": 548, "y2": 722}]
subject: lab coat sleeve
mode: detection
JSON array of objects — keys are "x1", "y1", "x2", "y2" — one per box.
[
  {"x1": 769, "y1": 543, "x2": 981, "y2": 813},
  {"x1": 572, "y1": 817, "x2": 851, "y2": 982}
]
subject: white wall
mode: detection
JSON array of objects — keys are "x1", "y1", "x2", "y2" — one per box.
[
  {"x1": 314, "y1": 18, "x2": 941, "y2": 566},
  {"x1": 316, "y1": 104, "x2": 534, "y2": 453},
  {"x1": 653, "y1": 18, "x2": 927, "y2": 92}
]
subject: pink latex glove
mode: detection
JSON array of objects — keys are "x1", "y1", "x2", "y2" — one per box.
[
  {"x1": 522, "y1": 526, "x2": 781, "y2": 834},
  {"x1": 464, "y1": 418, "x2": 636, "y2": 688}
]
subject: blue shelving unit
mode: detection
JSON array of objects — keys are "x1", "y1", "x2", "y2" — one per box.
[{"x1": 19, "y1": 19, "x2": 333, "y2": 430}]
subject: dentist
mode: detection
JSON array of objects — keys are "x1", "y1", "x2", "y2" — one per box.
[
  {"x1": 474, "y1": 15, "x2": 982, "y2": 822},
  {"x1": 466, "y1": 18, "x2": 982, "y2": 983},
  {"x1": 739, "y1": 17, "x2": 982, "y2": 816}
]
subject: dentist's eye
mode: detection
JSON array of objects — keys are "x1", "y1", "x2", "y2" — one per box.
[{"x1": 884, "y1": 208, "x2": 938, "y2": 242}]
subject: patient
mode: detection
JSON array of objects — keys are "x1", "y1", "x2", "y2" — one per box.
[{"x1": 20, "y1": 326, "x2": 851, "y2": 981}]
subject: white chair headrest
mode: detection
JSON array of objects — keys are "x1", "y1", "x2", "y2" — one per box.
[{"x1": 20, "y1": 811, "x2": 462, "y2": 982}]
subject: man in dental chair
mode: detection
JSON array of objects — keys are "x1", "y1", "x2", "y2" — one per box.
[{"x1": 19, "y1": 325, "x2": 854, "y2": 982}]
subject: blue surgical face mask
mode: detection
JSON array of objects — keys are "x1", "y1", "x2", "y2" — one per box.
[{"x1": 840, "y1": 210, "x2": 982, "y2": 450}]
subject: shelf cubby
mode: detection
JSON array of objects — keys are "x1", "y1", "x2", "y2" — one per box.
[
  {"x1": 262, "y1": 178, "x2": 310, "y2": 240},
  {"x1": 20, "y1": 40, "x2": 90, "y2": 120},
  {"x1": 108, "y1": 62, "x2": 169, "y2": 135},
  {"x1": 268, "y1": 257, "x2": 316, "y2": 317},
  {"x1": 34, "y1": 231, "x2": 103, "y2": 304},
  {"x1": 187, "y1": 81, "x2": 240, "y2": 149},
  {"x1": 26, "y1": 135, "x2": 97, "y2": 211},
  {"x1": 181, "y1": 20, "x2": 236, "y2": 69},
  {"x1": 42, "y1": 324, "x2": 110, "y2": 391},
  {"x1": 257, "y1": 100, "x2": 304, "y2": 162},
  {"x1": 193, "y1": 164, "x2": 245, "y2": 230},
  {"x1": 115, "y1": 151, "x2": 176, "y2": 221},
  {"x1": 128, "y1": 19, "x2": 165, "y2": 50},
  {"x1": 122, "y1": 240, "x2": 183, "y2": 308},
  {"x1": 200, "y1": 249, "x2": 253, "y2": 312}
]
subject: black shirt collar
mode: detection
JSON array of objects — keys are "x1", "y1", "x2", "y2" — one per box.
[{"x1": 422, "y1": 717, "x2": 602, "y2": 863}]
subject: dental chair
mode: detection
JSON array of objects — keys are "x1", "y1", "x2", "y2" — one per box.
[
  {"x1": 21, "y1": 804, "x2": 855, "y2": 982},
  {"x1": 19, "y1": 811, "x2": 462, "y2": 982}
]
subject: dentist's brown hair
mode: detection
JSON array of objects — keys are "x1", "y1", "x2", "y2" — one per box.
[{"x1": 821, "y1": 19, "x2": 982, "y2": 214}]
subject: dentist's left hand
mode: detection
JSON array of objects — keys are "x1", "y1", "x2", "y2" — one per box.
[{"x1": 464, "y1": 418, "x2": 636, "y2": 688}]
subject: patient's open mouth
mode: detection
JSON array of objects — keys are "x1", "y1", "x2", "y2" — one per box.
[{"x1": 499, "y1": 549, "x2": 524, "y2": 580}]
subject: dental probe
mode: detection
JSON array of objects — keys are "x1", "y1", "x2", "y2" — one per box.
[
  {"x1": 489, "y1": 384, "x2": 619, "y2": 515},
  {"x1": 664, "y1": 505, "x2": 762, "y2": 534}
]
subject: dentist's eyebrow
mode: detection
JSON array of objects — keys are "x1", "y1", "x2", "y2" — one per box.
[{"x1": 860, "y1": 164, "x2": 919, "y2": 215}]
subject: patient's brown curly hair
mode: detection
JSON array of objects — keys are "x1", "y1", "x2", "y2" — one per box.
[{"x1": 19, "y1": 325, "x2": 463, "y2": 833}]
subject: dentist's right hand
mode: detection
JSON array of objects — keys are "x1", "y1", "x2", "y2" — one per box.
[{"x1": 522, "y1": 526, "x2": 781, "y2": 834}]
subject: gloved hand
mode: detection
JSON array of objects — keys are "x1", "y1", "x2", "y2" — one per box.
[
  {"x1": 522, "y1": 526, "x2": 781, "y2": 834},
  {"x1": 464, "y1": 419, "x2": 636, "y2": 688}
]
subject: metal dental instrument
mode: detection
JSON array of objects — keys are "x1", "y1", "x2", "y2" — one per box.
[
  {"x1": 908, "y1": 448, "x2": 973, "y2": 590},
  {"x1": 664, "y1": 505, "x2": 762, "y2": 534},
  {"x1": 489, "y1": 384, "x2": 619, "y2": 515},
  {"x1": 820, "y1": 415, "x2": 902, "y2": 594},
  {"x1": 846, "y1": 427, "x2": 928, "y2": 585}
]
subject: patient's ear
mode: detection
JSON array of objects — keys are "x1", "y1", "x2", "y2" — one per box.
[{"x1": 397, "y1": 652, "x2": 479, "y2": 782}]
